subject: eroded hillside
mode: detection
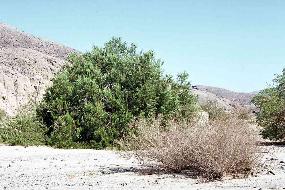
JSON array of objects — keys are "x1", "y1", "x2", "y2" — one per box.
[{"x1": 0, "y1": 23, "x2": 76, "y2": 115}]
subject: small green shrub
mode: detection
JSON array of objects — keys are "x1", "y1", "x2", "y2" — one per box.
[
  {"x1": 252, "y1": 68, "x2": 285, "y2": 140},
  {"x1": 37, "y1": 38, "x2": 198, "y2": 149},
  {"x1": 0, "y1": 112, "x2": 45, "y2": 146}
]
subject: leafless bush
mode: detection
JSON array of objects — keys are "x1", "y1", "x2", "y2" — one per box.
[{"x1": 122, "y1": 117, "x2": 258, "y2": 180}]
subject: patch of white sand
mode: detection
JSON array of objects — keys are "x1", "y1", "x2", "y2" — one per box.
[{"x1": 0, "y1": 145, "x2": 285, "y2": 190}]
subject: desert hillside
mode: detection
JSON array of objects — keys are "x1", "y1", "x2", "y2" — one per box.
[
  {"x1": 0, "y1": 23, "x2": 76, "y2": 115},
  {"x1": 194, "y1": 85, "x2": 256, "y2": 105},
  {"x1": 0, "y1": 23, "x2": 256, "y2": 116},
  {"x1": 192, "y1": 85, "x2": 257, "y2": 112}
]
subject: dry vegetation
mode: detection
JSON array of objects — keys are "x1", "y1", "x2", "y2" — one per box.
[
  {"x1": 0, "y1": 25, "x2": 262, "y2": 182},
  {"x1": 121, "y1": 111, "x2": 258, "y2": 180},
  {"x1": 0, "y1": 109, "x2": 6, "y2": 121}
]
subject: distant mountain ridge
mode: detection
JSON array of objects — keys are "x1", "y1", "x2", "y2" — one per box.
[
  {"x1": 191, "y1": 85, "x2": 258, "y2": 112},
  {"x1": 194, "y1": 85, "x2": 257, "y2": 106}
]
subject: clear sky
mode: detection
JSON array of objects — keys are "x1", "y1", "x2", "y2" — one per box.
[{"x1": 1, "y1": 0, "x2": 284, "y2": 92}]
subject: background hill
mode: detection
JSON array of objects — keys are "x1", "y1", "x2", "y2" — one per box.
[
  {"x1": 0, "y1": 23, "x2": 257, "y2": 116},
  {"x1": 192, "y1": 85, "x2": 257, "y2": 111},
  {"x1": 194, "y1": 85, "x2": 257, "y2": 105},
  {"x1": 0, "y1": 23, "x2": 76, "y2": 115}
]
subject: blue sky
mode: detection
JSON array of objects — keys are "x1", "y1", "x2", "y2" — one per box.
[{"x1": 1, "y1": 0, "x2": 284, "y2": 92}]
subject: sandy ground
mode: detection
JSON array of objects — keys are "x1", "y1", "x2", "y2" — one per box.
[{"x1": 1, "y1": 145, "x2": 285, "y2": 190}]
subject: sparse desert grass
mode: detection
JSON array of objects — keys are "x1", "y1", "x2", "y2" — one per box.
[
  {"x1": 201, "y1": 100, "x2": 253, "y2": 122},
  {"x1": 201, "y1": 101, "x2": 230, "y2": 121},
  {"x1": 122, "y1": 116, "x2": 259, "y2": 180},
  {"x1": 0, "y1": 109, "x2": 6, "y2": 121}
]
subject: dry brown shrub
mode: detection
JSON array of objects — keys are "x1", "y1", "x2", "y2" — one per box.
[{"x1": 122, "y1": 116, "x2": 258, "y2": 180}]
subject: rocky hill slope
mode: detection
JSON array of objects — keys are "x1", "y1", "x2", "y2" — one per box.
[
  {"x1": 0, "y1": 23, "x2": 76, "y2": 115},
  {"x1": 0, "y1": 23, "x2": 257, "y2": 116},
  {"x1": 195, "y1": 85, "x2": 257, "y2": 105},
  {"x1": 192, "y1": 85, "x2": 257, "y2": 111}
]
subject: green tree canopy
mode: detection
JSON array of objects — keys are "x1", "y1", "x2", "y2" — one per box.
[
  {"x1": 252, "y1": 68, "x2": 285, "y2": 140},
  {"x1": 37, "y1": 38, "x2": 198, "y2": 148}
]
